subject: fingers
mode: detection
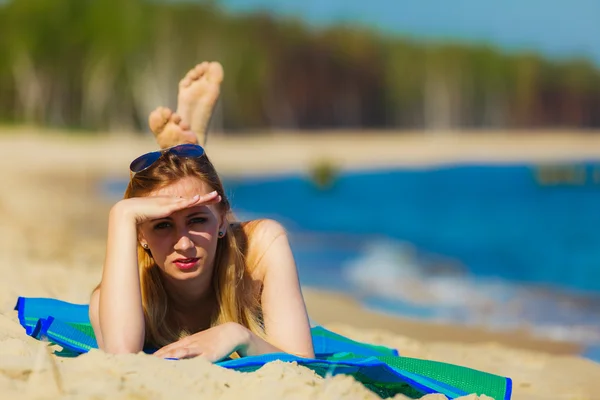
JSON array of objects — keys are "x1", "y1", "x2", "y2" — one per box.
[
  {"x1": 154, "y1": 342, "x2": 198, "y2": 360},
  {"x1": 162, "y1": 192, "x2": 221, "y2": 217},
  {"x1": 175, "y1": 191, "x2": 221, "y2": 209},
  {"x1": 196, "y1": 191, "x2": 222, "y2": 205},
  {"x1": 153, "y1": 339, "x2": 181, "y2": 358},
  {"x1": 143, "y1": 191, "x2": 221, "y2": 221},
  {"x1": 155, "y1": 346, "x2": 215, "y2": 361}
]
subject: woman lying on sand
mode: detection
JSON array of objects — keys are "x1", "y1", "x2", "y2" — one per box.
[{"x1": 89, "y1": 62, "x2": 315, "y2": 361}]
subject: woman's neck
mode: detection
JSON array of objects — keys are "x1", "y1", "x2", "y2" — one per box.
[
  {"x1": 161, "y1": 273, "x2": 215, "y2": 313},
  {"x1": 163, "y1": 277, "x2": 217, "y2": 333}
]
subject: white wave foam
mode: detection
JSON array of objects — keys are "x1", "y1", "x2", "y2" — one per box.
[
  {"x1": 342, "y1": 239, "x2": 497, "y2": 308},
  {"x1": 341, "y1": 238, "x2": 600, "y2": 345}
]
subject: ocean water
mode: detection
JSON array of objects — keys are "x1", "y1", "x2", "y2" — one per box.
[{"x1": 103, "y1": 161, "x2": 600, "y2": 355}]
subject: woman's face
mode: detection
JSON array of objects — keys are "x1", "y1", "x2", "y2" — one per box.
[{"x1": 138, "y1": 176, "x2": 225, "y2": 280}]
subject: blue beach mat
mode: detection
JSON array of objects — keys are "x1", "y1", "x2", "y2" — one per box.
[{"x1": 14, "y1": 296, "x2": 512, "y2": 399}]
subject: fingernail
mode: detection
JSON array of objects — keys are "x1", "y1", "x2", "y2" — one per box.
[
  {"x1": 191, "y1": 195, "x2": 199, "y2": 201},
  {"x1": 209, "y1": 191, "x2": 217, "y2": 196}
]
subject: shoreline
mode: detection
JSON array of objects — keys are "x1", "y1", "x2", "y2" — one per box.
[
  {"x1": 3, "y1": 127, "x2": 600, "y2": 178},
  {"x1": 302, "y1": 288, "x2": 584, "y2": 356}
]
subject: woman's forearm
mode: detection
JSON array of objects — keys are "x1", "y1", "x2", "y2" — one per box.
[
  {"x1": 98, "y1": 204, "x2": 145, "y2": 353},
  {"x1": 237, "y1": 326, "x2": 311, "y2": 359}
]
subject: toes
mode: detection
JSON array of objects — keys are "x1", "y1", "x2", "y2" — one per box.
[
  {"x1": 160, "y1": 106, "x2": 173, "y2": 121},
  {"x1": 179, "y1": 62, "x2": 209, "y2": 88},
  {"x1": 180, "y1": 70, "x2": 196, "y2": 89},
  {"x1": 180, "y1": 77, "x2": 191, "y2": 88},
  {"x1": 206, "y1": 62, "x2": 224, "y2": 83},
  {"x1": 193, "y1": 62, "x2": 209, "y2": 79},
  {"x1": 170, "y1": 112, "x2": 182, "y2": 124},
  {"x1": 149, "y1": 107, "x2": 172, "y2": 135}
]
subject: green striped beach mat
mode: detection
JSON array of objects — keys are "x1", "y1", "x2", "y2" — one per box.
[{"x1": 15, "y1": 296, "x2": 512, "y2": 399}]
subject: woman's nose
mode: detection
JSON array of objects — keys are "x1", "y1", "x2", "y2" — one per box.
[{"x1": 173, "y1": 234, "x2": 195, "y2": 251}]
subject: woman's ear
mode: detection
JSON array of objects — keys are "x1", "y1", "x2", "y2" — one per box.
[
  {"x1": 138, "y1": 232, "x2": 147, "y2": 248},
  {"x1": 218, "y1": 220, "x2": 228, "y2": 238},
  {"x1": 138, "y1": 231, "x2": 153, "y2": 256}
]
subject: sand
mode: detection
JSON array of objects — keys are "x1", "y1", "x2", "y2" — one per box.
[{"x1": 0, "y1": 127, "x2": 599, "y2": 400}]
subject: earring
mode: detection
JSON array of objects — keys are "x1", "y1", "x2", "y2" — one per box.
[
  {"x1": 218, "y1": 231, "x2": 224, "y2": 238},
  {"x1": 141, "y1": 243, "x2": 148, "y2": 249}
]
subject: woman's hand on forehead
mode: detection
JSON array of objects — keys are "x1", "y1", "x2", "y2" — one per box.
[{"x1": 114, "y1": 191, "x2": 221, "y2": 224}]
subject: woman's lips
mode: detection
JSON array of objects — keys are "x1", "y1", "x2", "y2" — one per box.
[{"x1": 173, "y1": 258, "x2": 200, "y2": 270}]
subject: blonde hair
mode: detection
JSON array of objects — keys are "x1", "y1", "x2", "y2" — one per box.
[{"x1": 123, "y1": 151, "x2": 265, "y2": 348}]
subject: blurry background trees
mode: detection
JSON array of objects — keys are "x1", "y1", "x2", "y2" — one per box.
[{"x1": 0, "y1": 0, "x2": 599, "y2": 133}]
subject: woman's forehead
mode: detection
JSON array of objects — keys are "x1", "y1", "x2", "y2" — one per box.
[{"x1": 151, "y1": 177, "x2": 212, "y2": 197}]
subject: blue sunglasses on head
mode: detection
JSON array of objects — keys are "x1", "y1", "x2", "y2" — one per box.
[{"x1": 129, "y1": 144, "x2": 206, "y2": 174}]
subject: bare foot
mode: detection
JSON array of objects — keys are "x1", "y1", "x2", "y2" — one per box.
[
  {"x1": 148, "y1": 107, "x2": 197, "y2": 149},
  {"x1": 176, "y1": 61, "x2": 224, "y2": 145}
]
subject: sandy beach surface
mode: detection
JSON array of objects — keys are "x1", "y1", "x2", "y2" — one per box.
[{"x1": 0, "y1": 127, "x2": 599, "y2": 400}]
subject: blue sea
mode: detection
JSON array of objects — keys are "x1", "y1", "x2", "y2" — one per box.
[{"x1": 104, "y1": 161, "x2": 600, "y2": 358}]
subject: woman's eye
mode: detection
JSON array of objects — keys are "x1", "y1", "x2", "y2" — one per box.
[
  {"x1": 190, "y1": 217, "x2": 207, "y2": 225},
  {"x1": 154, "y1": 222, "x2": 171, "y2": 230}
]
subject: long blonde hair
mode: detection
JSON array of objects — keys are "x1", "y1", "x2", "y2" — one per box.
[{"x1": 123, "y1": 150, "x2": 264, "y2": 348}]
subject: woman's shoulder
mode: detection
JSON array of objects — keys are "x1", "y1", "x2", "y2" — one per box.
[
  {"x1": 240, "y1": 218, "x2": 286, "y2": 238},
  {"x1": 232, "y1": 219, "x2": 288, "y2": 279}
]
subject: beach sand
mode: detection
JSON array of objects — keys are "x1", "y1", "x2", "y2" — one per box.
[{"x1": 0, "y1": 127, "x2": 599, "y2": 399}]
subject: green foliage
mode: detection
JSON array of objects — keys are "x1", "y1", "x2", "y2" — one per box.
[
  {"x1": 0, "y1": 0, "x2": 599, "y2": 132},
  {"x1": 309, "y1": 158, "x2": 340, "y2": 190}
]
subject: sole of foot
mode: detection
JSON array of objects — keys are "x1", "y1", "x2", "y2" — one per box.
[{"x1": 176, "y1": 61, "x2": 224, "y2": 146}]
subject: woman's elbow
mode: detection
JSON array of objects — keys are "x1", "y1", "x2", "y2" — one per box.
[
  {"x1": 287, "y1": 347, "x2": 315, "y2": 359},
  {"x1": 101, "y1": 338, "x2": 144, "y2": 355},
  {"x1": 292, "y1": 351, "x2": 315, "y2": 359},
  {"x1": 102, "y1": 345, "x2": 142, "y2": 355}
]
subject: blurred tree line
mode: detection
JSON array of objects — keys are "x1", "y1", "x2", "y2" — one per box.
[{"x1": 0, "y1": 0, "x2": 599, "y2": 133}]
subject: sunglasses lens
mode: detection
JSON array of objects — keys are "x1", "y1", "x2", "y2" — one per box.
[
  {"x1": 169, "y1": 144, "x2": 205, "y2": 158},
  {"x1": 130, "y1": 151, "x2": 162, "y2": 173},
  {"x1": 129, "y1": 145, "x2": 205, "y2": 174}
]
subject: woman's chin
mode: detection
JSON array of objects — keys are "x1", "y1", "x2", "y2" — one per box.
[{"x1": 170, "y1": 267, "x2": 201, "y2": 278}]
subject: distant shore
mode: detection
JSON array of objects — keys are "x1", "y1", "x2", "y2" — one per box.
[{"x1": 3, "y1": 127, "x2": 600, "y2": 178}]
